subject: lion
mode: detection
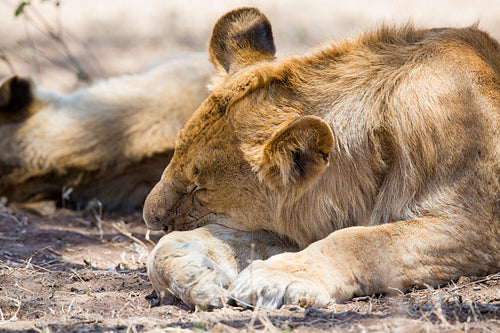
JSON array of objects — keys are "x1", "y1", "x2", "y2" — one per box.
[
  {"x1": 144, "y1": 8, "x2": 500, "y2": 309},
  {"x1": 0, "y1": 52, "x2": 213, "y2": 211}
]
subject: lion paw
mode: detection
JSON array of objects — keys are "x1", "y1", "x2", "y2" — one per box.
[
  {"x1": 229, "y1": 260, "x2": 331, "y2": 309},
  {"x1": 148, "y1": 237, "x2": 236, "y2": 308}
]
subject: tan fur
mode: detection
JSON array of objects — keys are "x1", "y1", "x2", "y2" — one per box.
[
  {"x1": 0, "y1": 53, "x2": 214, "y2": 210},
  {"x1": 145, "y1": 8, "x2": 500, "y2": 308}
]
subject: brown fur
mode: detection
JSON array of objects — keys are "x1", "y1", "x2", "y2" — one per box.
[
  {"x1": 0, "y1": 53, "x2": 213, "y2": 211},
  {"x1": 145, "y1": 8, "x2": 500, "y2": 308}
]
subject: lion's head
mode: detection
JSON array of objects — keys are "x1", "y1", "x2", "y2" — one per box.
[{"x1": 143, "y1": 8, "x2": 334, "y2": 244}]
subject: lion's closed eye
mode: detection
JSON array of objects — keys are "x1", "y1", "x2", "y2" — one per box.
[{"x1": 187, "y1": 184, "x2": 209, "y2": 207}]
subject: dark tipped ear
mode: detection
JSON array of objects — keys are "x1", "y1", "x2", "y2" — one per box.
[
  {"x1": 209, "y1": 7, "x2": 276, "y2": 73},
  {"x1": 257, "y1": 116, "x2": 334, "y2": 190},
  {"x1": 0, "y1": 75, "x2": 37, "y2": 123}
]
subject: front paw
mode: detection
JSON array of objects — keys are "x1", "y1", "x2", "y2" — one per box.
[
  {"x1": 229, "y1": 259, "x2": 332, "y2": 309},
  {"x1": 147, "y1": 236, "x2": 235, "y2": 308}
]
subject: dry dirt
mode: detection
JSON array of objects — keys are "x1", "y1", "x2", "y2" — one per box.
[
  {"x1": 1, "y1": 1, "x2": 500, "y2": 332},
  {"x1": 0, "y1": 206, "x2": 499, "y2": 332}
]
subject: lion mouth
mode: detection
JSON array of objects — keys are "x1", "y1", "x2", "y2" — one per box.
[
  {"x1": 161, "y1": 212, "x2": 220, "y2": 234},
  {"x1": 162, "y1": 224, "x2": 174, "y2": 234}
]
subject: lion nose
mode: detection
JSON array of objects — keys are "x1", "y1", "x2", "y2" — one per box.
[{"x1": 143, "y1": 181, "x2": 178, "y2": 231}]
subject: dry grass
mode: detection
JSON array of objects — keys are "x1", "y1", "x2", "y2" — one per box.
[{"x1": 0, "y1": 209, "x2": 499, "y2": 332}]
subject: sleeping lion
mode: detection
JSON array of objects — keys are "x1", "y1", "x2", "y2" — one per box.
[
  {"x1": 144, "y1": 8, "x2": 500, "y2": 308},
  {"x1": 0, "y1": 53, "x2": 213, "y2": 211}
]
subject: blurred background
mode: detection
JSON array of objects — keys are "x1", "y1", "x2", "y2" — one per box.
[{"x1": 1, "y1": 0, "x2": 499, "y2": 92}]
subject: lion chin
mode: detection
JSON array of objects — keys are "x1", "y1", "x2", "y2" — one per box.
[{"x1": 143, "y1": 7, "x2": 500, "y2": 309}]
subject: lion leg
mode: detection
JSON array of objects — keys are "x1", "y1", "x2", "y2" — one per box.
[
  {"x1": 147, "y1": 223, "x2": 298, "y2": 307},
  {"x1": 231, "y1": 215, "x2": 500, "y2": 309}
]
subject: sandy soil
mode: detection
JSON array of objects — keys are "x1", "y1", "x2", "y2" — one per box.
[
  {"x1": 0, "y1": 207, "x2": 499, "y2": 332},
  {"x1": 1, "y1": 1, "x2": 500, "y2": 332}
]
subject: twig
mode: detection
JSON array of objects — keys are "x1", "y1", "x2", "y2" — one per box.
[
  {"x1": 3, "y1": 297, "x2": 22, "y2": 321},
  {"x1": 258, "y1": 312, "x2": 280, "y2": 332},
  {"x1": 66, "y1": 297, "x2": 75, "y2": 314},
  {"x1": 13, "y1": 0, "x2": 92, "y2": 81},
  {"x1": 20, "y1": 9, "x2": 41, "y2": 72},
  {"x1": 144, "y1": 229, "x2": 157, "y2": 247},
  {"x1": 0, "y1": 50, "x2": 16, "y2": 74},
  {"x1": 19, "y1": 258, "x2": 53, "y2": 273},
  {"x1": 47, "y1": 247, "x2": 63, "y2": 257},
  {"x1": 248, "y1": 296, "x2": 263, "y2": 329},
  {"x1": 31, "y1": 326, "x2": 45, "y2": 333},
  {"x1": 451, "y1": 273, "x2": 500, "y2": 291},
  {"x1": 88, "y1": 199, "x2": 103, "y2": 239},
  {"x1": 249, "y1": 243, "x2": 255, "y2": 307},
  {"x1": 1, "y1": 212, "x2": 26, "y2": 226},
  {"x1": 30, "y1": 1, "x2": 89, "y2": 75},
  {"x1": 125, "y1": 323, "x2": 139, "y2": 333},
  {"x1": 61, "y1": 186, "x2": 73, "y2": 208},
  {"x1": 0, "y1": 245, "x2": 51, "y2": 284},
  {"x1": 387, "y1": 286, "x2": 405, "y2": 296},
  {"x1": 70, "y1": 269, "x2": 95, "y2": 298},
  {"x1": 113, "y1": 222, "x2": 149, "y2": 249},
  {"x1": 65, "y1": 30, "x2": 106, "y2": 76},
  {"x1": 433, "y1": 287, "x2": 451, "y2": 327}
]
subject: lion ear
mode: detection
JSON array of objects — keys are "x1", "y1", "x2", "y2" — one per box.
[
  {"x1": 0, "y1": 75, "x2": 37, "y2": 123},
  {"x1": 256, "y1": 116, "x2": 334, "y2": 190},
  {"x1": 209, "y1": 7, "x2": 276, "y2": 73}
]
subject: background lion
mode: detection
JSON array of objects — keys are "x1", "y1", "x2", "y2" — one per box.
[
  {"x1": 0, "y1": 53, "x2": 213, "y2": 211},
  {"x1": 144, "y1": 7, "x2": 500, "y2": 309}
]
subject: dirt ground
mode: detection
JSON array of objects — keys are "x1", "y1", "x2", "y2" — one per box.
[
  {"x1": 2, "y1": 1, "x2": 500, "y2": 332},
  {"x1": 0, "y1": 206, "x2": 499, "y2": 332}
]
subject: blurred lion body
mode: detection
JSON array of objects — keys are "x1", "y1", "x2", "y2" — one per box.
[
  {"x1": 0, "y1": 53, "x2": 213, "y2": 210},
  {"x1": 145, "y1": 9, "x2": 500, "y2": 308}
]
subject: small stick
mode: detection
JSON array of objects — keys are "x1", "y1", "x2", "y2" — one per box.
[
  {"x1": 113, "y1": 222, "x2": 149, "y2": 249},
  {"x1": 70, "y1": 269, "x2": 95, "y2": 299},
  {"x1": 0, "y1": 246, "x2": 51, "y2": 284},
  {"x1": 249, "y1": 243, "x2": 255, "y2": 307},
  {"x1": 145, "y1": 229, "x2": 157, "y2": 247}
]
